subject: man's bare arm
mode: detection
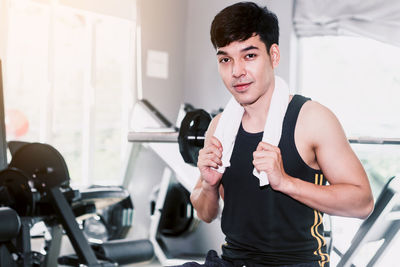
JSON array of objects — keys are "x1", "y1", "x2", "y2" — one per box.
[
  {"x1": 288, "y1": 101, "x2": 373, "y2": 218},
  {"x1": 253, "y1": 101, "x2": 374, "y2": 219},
  {"x1": 190, "y1": 114, "x2": 224, "y2": 223}
]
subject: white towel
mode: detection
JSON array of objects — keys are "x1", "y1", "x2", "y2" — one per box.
[{"x1": 214, "y1": 76, "x2": 290, "y2": 186}]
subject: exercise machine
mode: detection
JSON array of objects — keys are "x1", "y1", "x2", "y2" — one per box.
[
  {"x1": 0, "y1": 141, "x2": 154, "y2": 267},
  {"x1": 334, "y1": 176, "x2": 400, "y2": 267},
  {"x1": 127, "y1": 101, "x2": 224, "y2": 266}
]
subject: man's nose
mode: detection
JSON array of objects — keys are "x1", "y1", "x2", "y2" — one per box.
[{"x1": 232, "y1": 60, "x2": 246, "y2": 78}]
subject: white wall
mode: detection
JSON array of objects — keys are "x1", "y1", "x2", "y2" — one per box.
[
  {"x1": 138, "y1": 0, "x2": 296, "y2": 118},
  {"x1": 138, "y1": 0, "x2": 187, "y2": 124},
  {"x1": 183, "y1": 0, "x2": 296, "y2": 112}
]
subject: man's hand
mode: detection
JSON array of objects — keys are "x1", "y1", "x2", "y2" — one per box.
[
  {"x1": 197, "y1": 136, "x2": 224, "y2": 189},
  {"x1": 252, "y1": 141, "x2": 289, "y2": 190}
]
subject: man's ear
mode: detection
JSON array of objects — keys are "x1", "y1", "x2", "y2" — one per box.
[{"x1": 269, "y1": 44, "x2": 280, "y2": 68}]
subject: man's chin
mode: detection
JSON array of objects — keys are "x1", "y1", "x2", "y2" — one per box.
[{"x1": 234, "y1": 95, "x2": 258, "y2": 106}]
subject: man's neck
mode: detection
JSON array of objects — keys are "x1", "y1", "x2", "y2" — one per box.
[{"x1": 241, "y1": 85, "x2": 275, "y2": 133}]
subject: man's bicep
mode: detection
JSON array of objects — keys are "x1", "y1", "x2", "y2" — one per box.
[{"x1": 313, "y1": 106, "x2": 368, "y2": 186}]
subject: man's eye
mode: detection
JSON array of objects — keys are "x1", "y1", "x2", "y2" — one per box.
[
  {"x1": 219, "y1": 58, "x2": 230, "y2": 63},
  {"x1": 246, "y1": 54, "x2": 257, "y2": 59}
]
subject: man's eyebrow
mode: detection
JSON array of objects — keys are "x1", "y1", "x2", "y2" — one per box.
[
  {"x1": 216, "y1": 45, "x2": 259, "y2": 56},
  {"x1": 241, "y1": 45, "x2": 259, "y2": 52},
  {"x1": 216, "y1": 50, "x2": 227, "y2": 56}
]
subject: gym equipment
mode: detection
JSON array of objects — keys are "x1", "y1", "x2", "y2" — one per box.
[
  {"x1": 0, "y1": 142, "x2": 154, "y2": 266},
  {"x1": 130, "y1": 129, "x2": 400, "y2": 147},
  {"x1": 129, "y1": 107, "x2": 211, "y2": 166},
  {"x1": 149, "y1": 169, "x2": 208, "y2": 266},
  {"x1": 0, "y1": 60, "x2": 7, "y2": 170},
  {"x1": 348, "y1": 137, "x2": 400, "y2": 145},
  {"x1": 91, "y1": 238, "x2": 154, "y2": 265},
  {"x1": 6, "y1": 140, "x2": 133, "y2": 240},
  {"x1": 151, "y1": 181, "x2": 196, "y2": 237},
  {"x1": 0, "y1": 207, "x2": 21, "y2": 242},
  {"x1": 129, "y1": 102, "x2": 400, "y2": 170},
  {"x1": 139, "y1": 99, "x2": 174, "y2": 128},
  {"x1": 334, "y1": 176, "x2": 400, "y2": 267},
  {"x1": 0, "y1": 207, "x2": 22, "y2": 267},
  {"x1": 0, "y1": 168, "x2": 38, "y2": 216},
  {"x1": 127, "y1": 101, "x2": 225, "y2": 266},
  {"x1": 9, "y1": 142, "x2": 70, "y2": 192},
  {"x1": 80, "y1": 185, "x2": 134, "y2": 240},
  {"x1": 0, "y1": 60, "x2": 153, "y2": 266},
  {"x1": 7, "y1": 140, "x2": 30, "y2": 157},
  {"x1": 178, "y1": 109, "x2": 211, "y2": 166}
]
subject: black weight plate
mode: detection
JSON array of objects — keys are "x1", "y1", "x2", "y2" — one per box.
[
  {"x1": 158, "y1": 182, "x2": 193, "y2": 236},
  {"x1": 8, "y1": 141, "x2": 30, "y2": 157},
  {"x1": 9, "y1": 143, "x2": 70, "y2": 191},
  {"x1": 0, "y1": 168, "x2": 35, "y2": 216},
  {"x1": 178, "y1": 109, "x2": 211, "y2": 166}
]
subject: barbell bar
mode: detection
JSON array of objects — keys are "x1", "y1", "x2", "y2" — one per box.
[
  {"x1": 128, "y1": 131, "x2": 205, "y2": 143},
  {"x1": 128, "y1": 108, "x2": 400, "y2": 166},
  {"x1": 129, "y1": 132, "x2": 400, "y2": 145},
  {"x1": 348, "y1": 137, "x2": 400, "y2": 145}
]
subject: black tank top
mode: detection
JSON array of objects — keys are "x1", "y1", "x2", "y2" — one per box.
[{"x1": 220, "y1": 95, "x2": 329, "y2": 266}]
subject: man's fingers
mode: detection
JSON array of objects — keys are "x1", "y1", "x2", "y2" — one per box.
[
  {"x1": 253, "y1": 162, "x2": 272, "y2": 173},
  {"x1": 203, "y1": 159, "x2": 219, "y2": 169},
  {"x1": 200, "y1": 145, "x2": 222, "y2": 158},
  {"x1": 256, "y1": 141, "x2": 280, "y2": 153},
  {"x1": 209, "y1": 136, "x2": 223, "y2": 151},
  {"x1": 198, "y1": 145, "x2": 223, "y2": 169},
  {"x1": 253, "y1": 150, "x2": 278, "y2": 161},
  {"x1": 203, "y1": 153, "x2": 222, "y2": 165},
  {"x1": 198, "y1": 157, "x2": 222, "y2": 169},
  {"x1": 253, "y1": 155, "x2": 278, "y2": 172}
]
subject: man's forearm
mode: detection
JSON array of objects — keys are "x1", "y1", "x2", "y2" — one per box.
[
  {"x1": 282, "y1": 176, "x2": 374, "y2": 219},
  {"x1": 190, "y1": 179, "x2": 220, "y2": 223}
]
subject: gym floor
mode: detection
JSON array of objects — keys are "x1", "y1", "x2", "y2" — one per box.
[{"x1": 128, "y1": 259, "x2": 162, "y2": 267}]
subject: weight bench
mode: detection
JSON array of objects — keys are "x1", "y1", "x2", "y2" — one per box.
[
  {"x1": 335, "y1": 176, "x2": 400, "y2": 267},
  {"x1": 0, "y1": 142, "x2": 154, "y2": 266},
  {"x1": 0, "y1": 207, "x2": 21, "y2": 267}
]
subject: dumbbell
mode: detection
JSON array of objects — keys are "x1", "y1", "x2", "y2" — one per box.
[{"x1": 128, "y1": 109, "x2": 212, "y2": 166}]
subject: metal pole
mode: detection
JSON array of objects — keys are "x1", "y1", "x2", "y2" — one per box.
[
  {"x1": 48, "y1": 187, "x2": 100, "y2": 266},
  {"x1": 348, "y1": 137, "x2": 400, "y2": 145},
  {"x1": 128, "y1": 131, "x2": 179, "y2": 143},
  {"x1": 128, "y1": 131, "x2": 399, "y2": 145},
  {"x1": 0, "y1": 59, "x2": 8, "y2": 170}
]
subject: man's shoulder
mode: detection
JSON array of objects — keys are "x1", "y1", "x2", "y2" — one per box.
[
  {"x1": 298, "y1": 97, "x2": 334, "y2": 122},
  {"x1": 297, "y1": 97, "x2": 345, "y2": 145}
]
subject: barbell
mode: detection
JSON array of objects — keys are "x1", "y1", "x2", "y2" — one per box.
[
  {"x1": 128, "y1": 109, "x2": 400, "y2": 166},
  {"x1": 128, "y1": 109, "x2": 211, "y2": 166}
]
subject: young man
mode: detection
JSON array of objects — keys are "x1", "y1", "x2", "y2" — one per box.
[{"x1": 190, "y1": 2, "x2": 374, "y2": 267}]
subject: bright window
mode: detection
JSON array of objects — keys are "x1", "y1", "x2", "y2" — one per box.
[{"x1": 4, "y1": 0, "x2": 136, "y2": 186}]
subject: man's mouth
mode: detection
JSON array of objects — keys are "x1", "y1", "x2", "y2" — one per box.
[{"x1": 233, "y1": 82, "x2": 252, "y2": 92}]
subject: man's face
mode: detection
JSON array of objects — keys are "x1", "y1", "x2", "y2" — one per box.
[{"x1": 216, "y1": 35, "x2": 279, "y2": 106}]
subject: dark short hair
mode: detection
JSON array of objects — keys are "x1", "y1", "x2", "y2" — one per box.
[{"x1": 210, "y1": 2, "x2": 279, "y2": 54}]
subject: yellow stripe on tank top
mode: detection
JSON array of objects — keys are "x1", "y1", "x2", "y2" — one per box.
[{"x1": 310, "y1": 174, "x2": 330, "y2": 267}]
